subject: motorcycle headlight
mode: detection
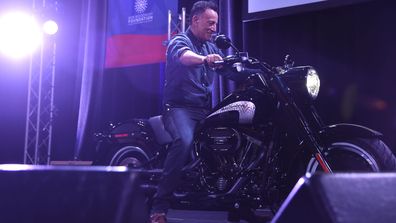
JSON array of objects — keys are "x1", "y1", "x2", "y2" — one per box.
[
  {"x1": 306, "y1": 68, "x2": 320, "y2": 99},
  {"x1": 279, "y1": 66, "x2": 321, "y2": 102}
]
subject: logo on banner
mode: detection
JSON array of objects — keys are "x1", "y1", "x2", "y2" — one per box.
[
  {"x1": 134, "y1": 0, "x2": 148, "y2": 13},
  {"x1": 128, "y1": 0, "x2": 153, "y2": 25}
]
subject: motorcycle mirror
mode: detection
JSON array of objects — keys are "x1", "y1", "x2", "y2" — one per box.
[
  {"x1": 214, "y1": 34, "x2": 240, "y2": 54},
  {"x1": 214, "y1": 34, "x2": 232, "y2": 49}
]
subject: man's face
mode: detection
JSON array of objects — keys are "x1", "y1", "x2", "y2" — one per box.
[{"x1": 193, "y1": 9, "x2": 218, "y2": 41}]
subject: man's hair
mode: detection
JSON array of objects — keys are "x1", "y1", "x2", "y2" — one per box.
[{"x1": 189, "y1": 1, "x2": 218, "y2": 25}]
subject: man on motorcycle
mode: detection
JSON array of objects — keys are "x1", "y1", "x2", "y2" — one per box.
[{"x1": 149, "y1": 1, "x2": 224, "y2": 223}]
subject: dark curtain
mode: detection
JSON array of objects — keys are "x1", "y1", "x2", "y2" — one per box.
[
  {"x1": 73, "y1": 0, "x2": 107, "y2": 160},
  {"x1": 212, "y1": 0, "x2": 241, "y2": 106}
]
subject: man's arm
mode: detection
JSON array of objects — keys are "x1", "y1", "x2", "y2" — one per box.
[
  {"x1": 179, "y1": 50, "x2": 223, "y2": 67},
  {"x1": 179, "y1": 50, "x2": 206, "y2": 66}
]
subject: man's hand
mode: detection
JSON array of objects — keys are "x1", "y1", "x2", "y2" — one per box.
[{"x1": 204, "y1": 54, "x2": 223, "y2": 69}]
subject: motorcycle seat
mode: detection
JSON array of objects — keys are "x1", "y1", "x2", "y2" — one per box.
[{"x1": 148, "y1": 115, "x2": 172, "y2": 145}]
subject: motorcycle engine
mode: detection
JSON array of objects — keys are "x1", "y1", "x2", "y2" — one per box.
[
  {"x1": 196, "y1": 127, "x2": 244, "y2": 193},
  {"x1": 200, "y1": 127, "x2": 241, "y2": 153}
]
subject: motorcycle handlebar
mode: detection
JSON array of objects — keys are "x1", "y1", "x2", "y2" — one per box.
[
  {"x1": 215, "y1": 55, "x2": 275, "y2": 76},
  {"x1": 213, "y1": 61, "x2": 224, "y2": 65}
]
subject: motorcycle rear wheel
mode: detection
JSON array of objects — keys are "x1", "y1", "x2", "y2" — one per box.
[
  {"x1": 107, "y1": 145, "x2": 152, "y2": 168},
  {"x1": 306, "y1": 137, "x2": 396, "y2": 173}
]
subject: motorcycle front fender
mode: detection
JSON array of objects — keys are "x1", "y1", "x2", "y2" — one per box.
[{"x1": 318, "y1": 123, "x2": 382, "y2": 143}]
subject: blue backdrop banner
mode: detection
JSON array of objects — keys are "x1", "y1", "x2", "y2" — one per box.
[{"x1": 105, "y1": 0, "x2": 178, "y2": 68}]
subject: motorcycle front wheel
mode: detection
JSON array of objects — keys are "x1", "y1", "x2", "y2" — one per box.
[{"x1": 306, "y1": 137, "x2": 396, "y2": 173}]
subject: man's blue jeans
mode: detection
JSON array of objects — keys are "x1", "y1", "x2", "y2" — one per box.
[{"x1": 151, "y1": 106, "x2": 209, "y2": 213}]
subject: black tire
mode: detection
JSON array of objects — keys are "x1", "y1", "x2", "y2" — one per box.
[
  {"x1": 107, "y1": 145, "x2": 151, "y2": 168},
  {"x1": 306, "y1": 137, "x2": 396, "y2": 173},
  {"x1": 280, "y1": 137, "x2": 396, "y2": 213}
]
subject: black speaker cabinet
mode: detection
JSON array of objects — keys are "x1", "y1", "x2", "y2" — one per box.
[
  {"x1": 0, "y1": 164, "x2": 149, "y2": 223},
  {"x1": 271, "y1": 173, "x2": 396, "y2": 223}
]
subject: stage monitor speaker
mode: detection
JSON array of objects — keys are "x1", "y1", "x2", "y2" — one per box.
[
  {"x1": 271, "y1": 173, "x2": 396, "y2": 223},
  {"x1": 0, "y1": 164, "x2": 149, "y2": 223}
]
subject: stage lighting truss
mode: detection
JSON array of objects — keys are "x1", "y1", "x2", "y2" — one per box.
[
  {"x1": 24, "y1": 0, "x2": 58, "y2": 165},
  {"x1": 165, "y1": 7, "x2": 187, "y2": 46}
]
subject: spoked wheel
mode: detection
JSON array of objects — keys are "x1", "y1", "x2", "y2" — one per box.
[{"x1": 306, "y1": 138, "x2": 396, "y2": 173}]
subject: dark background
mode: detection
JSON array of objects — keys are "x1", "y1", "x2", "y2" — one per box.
[
  {"x1": 0, "y1": 0, "x2": 395, "y2": 163},
  {"x1": 243, "y1": 0, "x2": 396, "y2": 150}
]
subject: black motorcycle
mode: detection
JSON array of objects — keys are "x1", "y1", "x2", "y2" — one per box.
[{"x1": 94, "y1": 35, "x2": 396, "y2": 221}]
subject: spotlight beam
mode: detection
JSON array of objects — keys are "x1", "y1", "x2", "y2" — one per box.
[{"x1": 0, "y1": 11, "x2": 42, "y2": 59}]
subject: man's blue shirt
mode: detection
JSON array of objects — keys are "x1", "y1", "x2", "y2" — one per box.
[{"x1": 163, "y1": 28, "x2": 223, "y2": 109}]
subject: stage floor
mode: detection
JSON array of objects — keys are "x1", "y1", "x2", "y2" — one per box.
[
  {"x1": 168, "y1": 210, "x2": 229, "y2": 223},
  {"x1": 167, "y1": 209, "x2": 273, "y2": 223}
]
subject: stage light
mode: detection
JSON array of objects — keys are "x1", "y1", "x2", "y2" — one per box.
[
  {"x1": 0, "y1": 11, "x2": 42, "y2": 59},
  {"x1": 43, "y1": 20, "x2": 58, "y2": 35}
]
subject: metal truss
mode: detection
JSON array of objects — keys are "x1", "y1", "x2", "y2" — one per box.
[
  {"x1": 23, "y1": 0, "x2": 58, "y2": 164},
  {"x1": 165, "y1": 7, "x2": 187, "y2": 45}
]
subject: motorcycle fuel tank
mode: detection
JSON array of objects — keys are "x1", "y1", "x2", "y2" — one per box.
[{"x1": 204, "y1": 87, "x2": 276, "y2": 126}]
